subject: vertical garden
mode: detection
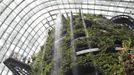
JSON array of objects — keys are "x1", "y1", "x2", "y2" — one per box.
[{"x1": 30, "y1": 13, "x2": 134, "y2": 75}]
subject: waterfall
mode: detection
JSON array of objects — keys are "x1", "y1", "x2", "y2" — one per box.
[
  {"x1": 51, "y1": 13, "x2": 63, "y2": 75},
  {"x1": 81, "y1": 10, "x2": 98, "y2": 75},
  {"x1": 70, "y1": 12, "x2": 79, "y2": 75}
]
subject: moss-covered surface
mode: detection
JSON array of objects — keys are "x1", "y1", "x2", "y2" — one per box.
[{"x1": 30, "y1": 13, "x2": 134, "y2": 75}]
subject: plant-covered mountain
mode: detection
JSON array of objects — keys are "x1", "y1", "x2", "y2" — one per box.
[{"x1": 30, "y1": 13, "x2": 134, "y2": 75}]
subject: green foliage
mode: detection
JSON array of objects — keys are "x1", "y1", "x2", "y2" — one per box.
[
  {"x1": 125, "y1": 60, "x2": 134, "y2": 75},
  {"x1": 30, "y1": 13, "x2": 134, "y2": 75},
  {"x1": 74, "y1": 38, "x2": 89, "y2": 51},
  {"x1": 60, "y1": 17, "x2": 73, "y2": 75},
  {"x1": 30, "y1": 30, "x2": 54, "y2": 75},
  {"x1": 122, "y1": 37, "x2": 131, "y2": 52},
  {"x1": 94, "y1": 53, "x2": 125, "y2": 75},
  {"x1": 30, "y1": 49, "x2": 44, "y2": 75}
]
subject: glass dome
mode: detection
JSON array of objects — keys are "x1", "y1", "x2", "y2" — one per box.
[{"x1": 0, "y1": 0, "x2": 134, "y2": 75}]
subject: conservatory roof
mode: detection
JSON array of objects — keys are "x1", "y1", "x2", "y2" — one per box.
[{"x1": 0, "y1": 0, "x2": 134, "y2": 74}]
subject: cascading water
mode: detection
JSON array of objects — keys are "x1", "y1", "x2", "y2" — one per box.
[
  {"x1": 81, "y1": 10, "x2": 98, "y2": 75},
  {"x1": 51, "y1": 13, "x2": 63, "y2": 75},
  {"x1": 70, "y1": 12, "x2": 79, "y2": 75}
]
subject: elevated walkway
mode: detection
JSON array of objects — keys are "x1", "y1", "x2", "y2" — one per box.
[
  {"x1": 111, "y1": 15, "x2": 134, "y2": 29},
  {"x1": 3, "y1": 57, "x2": 31, "y2": 75}
]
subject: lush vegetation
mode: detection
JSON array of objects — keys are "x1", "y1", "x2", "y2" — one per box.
[
  {"x1": 30, "y1": 13, "x2": 134, "y2": 75},
  {"x1": 30, "y1": 30, "x2": 54, "y2": 75}
]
